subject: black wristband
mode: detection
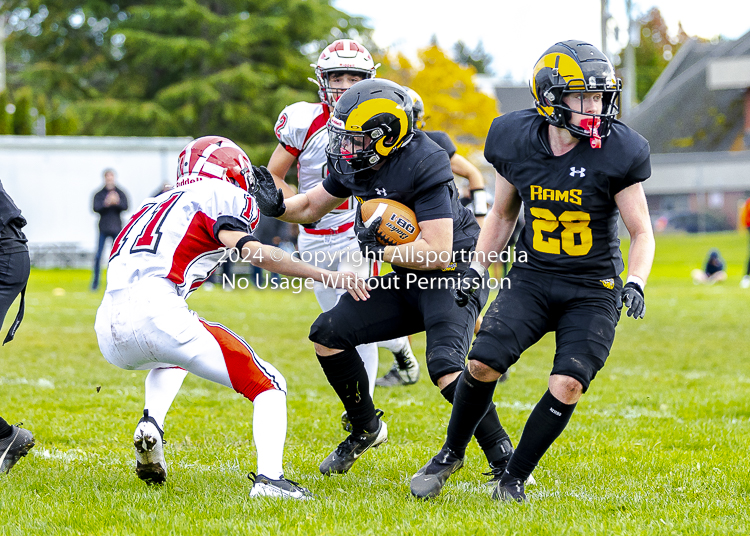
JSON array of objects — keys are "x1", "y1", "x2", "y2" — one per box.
[{"x1": 235, "y1": 234, "x2": 258, "y2": 254}]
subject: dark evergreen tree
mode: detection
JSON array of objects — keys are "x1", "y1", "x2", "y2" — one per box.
[
  {"x1": 3, "y1": 1, "x2": 371, "y2": 160},
  {"x1": 452, "y1": 39, "x2": 493, "y2": 75}
]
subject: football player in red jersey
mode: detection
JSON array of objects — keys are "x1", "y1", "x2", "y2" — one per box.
[
  {"x1": 94, "y1": 136, "x2": 367, "y2": 498},
  {"x1": 411, "y1": 40, "x2": 655, "y2": 502},
  {"x1": 267, "y1": 40, "x2": 420, "y2": 399},
  {"x1": 255, "y1": 78, "x2": 515, "y2": 481}
]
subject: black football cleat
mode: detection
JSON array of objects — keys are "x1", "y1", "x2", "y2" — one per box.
[
  {"x1": 0, "y1": 424, "x2": 35, "y2": 474},
  {"x1": 492, "y1": 472, "x2": 528, "y2": 503},
  {"x1": 410, "y1": 446, "x2": 465, "y2": 499},
  {"x1": 319, "y1": 419, "x2": 388, "y2": 475},
  {"x1": 340, "y1": 408, "x2": 383, "y2": 434}
]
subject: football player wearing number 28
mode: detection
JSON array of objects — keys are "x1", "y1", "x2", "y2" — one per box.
[
  {"x1": 411, "y1": 40, "x2": 655, "y2": 502},
  {"x1": 255, "y1": 78, "x2": 515, "y2": 480},
  {"x1": 94, "y1": 136, "x2": 368, "y2": 499}
]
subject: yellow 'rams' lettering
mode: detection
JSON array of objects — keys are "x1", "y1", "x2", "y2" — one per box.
[{"x1": 530, "y1": 185, "x2": 582, "y2": 206}]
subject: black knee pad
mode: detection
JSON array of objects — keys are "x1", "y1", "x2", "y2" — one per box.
[
  {"x1": 425, "y1": 345, "x2": 465, "y2": 385},
  {"x1": 551, "y1": 355, "x2": 603, "y2": 393},
  {"x1": 467, "y1": 331, "x2": 514, "y2": 375},
  {"x1": 309, "y1": 310, "x2": 350, "y2": 349}
]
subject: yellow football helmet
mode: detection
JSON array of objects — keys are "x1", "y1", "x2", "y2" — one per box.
[
  {"x1": 531, "y1": 40, "x2": 621, "y2": 140},
  {"x1": 327, "y1": 79, "x2": 413, "y2": 174}
]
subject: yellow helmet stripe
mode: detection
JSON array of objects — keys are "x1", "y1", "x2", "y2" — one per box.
[{"x1": 532, "y1": 52, "x2": 586, "y2": 116}]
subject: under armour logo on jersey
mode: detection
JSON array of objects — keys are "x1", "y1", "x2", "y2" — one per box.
[
  {"x1": 569, "y1": 167, "x2": 586, "y2": 177},
  {"x1": 376, "y1": 187, "x2": 387, "y2": 196}
]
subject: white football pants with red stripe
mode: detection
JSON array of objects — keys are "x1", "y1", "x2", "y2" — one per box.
[{"x1": 95, "y1": 277, "x2": 288, "y2": 479}]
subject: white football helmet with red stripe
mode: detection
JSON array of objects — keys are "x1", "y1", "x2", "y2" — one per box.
[
  {"x1": 176, "y1": 136, "x2": 254, "y2": 192},
  {"x1": 312, "y1": 39, "x2": 378, "y2": 106}
]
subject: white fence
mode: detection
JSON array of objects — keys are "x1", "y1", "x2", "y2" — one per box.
[{"x1": 0, "y1": 135, "x2": 191, "y2": 265}]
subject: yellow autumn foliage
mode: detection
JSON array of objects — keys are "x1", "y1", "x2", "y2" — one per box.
[{"x1": 378, "y1": 45, "x2": 498, "y2": 156}]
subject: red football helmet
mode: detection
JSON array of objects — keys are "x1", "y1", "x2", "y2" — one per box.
[
  {"x1": 176, "y1": 136, "x2": 254, "y2": 192},
  {"x1": 312, "y1": 39, "x2": 378, "y2": 106}
]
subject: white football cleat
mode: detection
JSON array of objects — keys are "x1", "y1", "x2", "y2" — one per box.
[
  {"x1": 248, "y1": 473, "x2": 312, "y2": 500},
  {"x1": 133, "y1": 410, "x2": 167, "y2": 484}
]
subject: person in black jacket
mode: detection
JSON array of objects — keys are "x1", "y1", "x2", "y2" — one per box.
[
  {"x1": 91, "y1": 169, "x2": 129, "y2": 291},
  {"x1": 0, "y1": 178, "x2": 35, "y2": 473}
]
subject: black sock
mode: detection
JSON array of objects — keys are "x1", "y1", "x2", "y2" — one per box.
[
  {"x1": 443, "y1": 370, "x2": 498, "y2": 458},
  {"x1": 506, "y1": 389, "x2": 577, "y2": 481},
  {"x1": 440, "y1": 377, "x2": 512, "y2": 463},
  {"x1": 475, "y1": 405, "x2": 512, "y2": 463},
  {"x1": 316, "y1": 349, "x2": 377, "y2": 433},
  {"x1": 0, "y1": 417, "x2": 12, "y2": 439}
]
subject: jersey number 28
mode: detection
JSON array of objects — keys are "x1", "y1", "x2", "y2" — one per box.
[{"x1": 530, "y1": 208, "x2": 592, "y2": 256}]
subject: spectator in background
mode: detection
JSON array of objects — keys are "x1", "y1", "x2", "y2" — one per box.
[
  {"x1": 692, "y1": 249, "x2": 727, "y2": 285},
  {"x1": 740, "y1": 195, "x2": 750, "y2": 288},
  {"x1": 0, "y1": 178, "x2": 35, "y2": 473},
  {"x1": 91, "y1": 169, "x2": 129, "y2": 291},
  {"x1": 691, "y1": 249, "x2": 727, "y2": 285}
]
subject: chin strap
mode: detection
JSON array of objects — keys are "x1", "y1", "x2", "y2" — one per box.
[{"x1": 580, "y1": 117, "x2": 602, "y2": 149}]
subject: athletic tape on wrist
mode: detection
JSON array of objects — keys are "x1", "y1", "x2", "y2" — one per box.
[
  {"x1": 626, "y1": 275, "x2": 645, "y2": 290},
  {"x1": 470, "y1": 261, "x2": 487, "y2": 277},
  {"x1": 471, "y1": 189, "x2": 488, "y2": 217}
]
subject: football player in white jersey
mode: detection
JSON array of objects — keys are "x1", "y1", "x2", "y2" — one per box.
[
  {"x1": 266, "y1": 39, "x2": 419, "y2": 402},
  {"x1": 94, "y1": 136, "x2": 368, "y2": 499}
]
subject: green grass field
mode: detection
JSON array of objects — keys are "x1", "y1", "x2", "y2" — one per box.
[{"x1": 2, "y1": 232, "x2": 750, "y2": 535}]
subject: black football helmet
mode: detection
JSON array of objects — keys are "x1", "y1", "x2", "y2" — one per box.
[
  {"x1": 403, "y1": 87, "x2": 425, "y2": 129},
  {"x1": 531, "y1": 40, "x2": 621, "y2": 142},
  {"x1": 327, "y1": 78, "x2": 413, "y2": 174}
]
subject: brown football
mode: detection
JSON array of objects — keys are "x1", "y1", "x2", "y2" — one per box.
[{"x1": 360, "y1": 198, "x2": 421, "y2": 246}]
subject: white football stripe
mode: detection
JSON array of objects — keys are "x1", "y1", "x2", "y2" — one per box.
[{"x1": 364, "y1": 203, "x2": 388, "y2": 228}]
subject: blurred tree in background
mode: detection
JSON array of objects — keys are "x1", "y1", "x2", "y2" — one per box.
[
  {"x1": 2, "y1": 0, "x2": 372, "y2": 162},
  {"x1": 452, "y1": 40, "x2": 493, "y2": 75},
  {"x1": 615, "y1": 7, "x2": 690, "y2": 102},
  {"x1": 383, "y1": 45, "x2": 497, "y2": 156}
]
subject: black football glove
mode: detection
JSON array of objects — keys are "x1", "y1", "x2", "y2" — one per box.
[
  {"x1": 617, "y1": 282, "x2": 645, "y2": 319},
  {"x1": 251, "y1": 165, "x2": 286, "y2": 217},
  {"x1": 354, "y1": 204, "x2": 385, "y2": 262},
  {"x1": 452, "y1": 267, "x2": 484, "y2": 307}
]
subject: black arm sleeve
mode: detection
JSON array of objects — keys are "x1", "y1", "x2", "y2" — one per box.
[{"x1": 213, "y1": 215, "x2": 251, "y2": 242}]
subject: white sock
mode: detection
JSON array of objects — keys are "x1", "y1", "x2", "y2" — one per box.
[
  {"x1": 144, "y1": 367, "x2": 189, "y2": 429},
  {"x1": 377, "y1": 337, "x2": 409, "y2": 355},
  {"x1": 253, "y1": 389, "x2": 287, "y2": 480},
  {"x1": 357, "y1": 343, "x2": 379, "y2": 397}
]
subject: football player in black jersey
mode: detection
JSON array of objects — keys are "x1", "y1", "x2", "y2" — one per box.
[
  {"x1": 373, "y1": 86, "x2": 491, "y2": 389},
  {"x1": 410, "y1": 40, "x2": 655, "y2": 502},
  {"x1": 254, "y1": 78, "x2": 515, "y2": 479},
  {"x1": 0, "y1": 178, "x2": 35, "y2": 473}
]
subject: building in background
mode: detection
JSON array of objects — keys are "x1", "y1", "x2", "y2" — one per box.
[
  {"x1": 623, "y1": 30, "x2": 750, "y2": 232},
  {"x1": 0, "y1": 135, "x2": 191, "y2": 266}
]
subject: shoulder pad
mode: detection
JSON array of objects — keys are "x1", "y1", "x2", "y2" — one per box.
[{"x1": 484, "y1": 110, "x2": 542, "y2": 166}]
